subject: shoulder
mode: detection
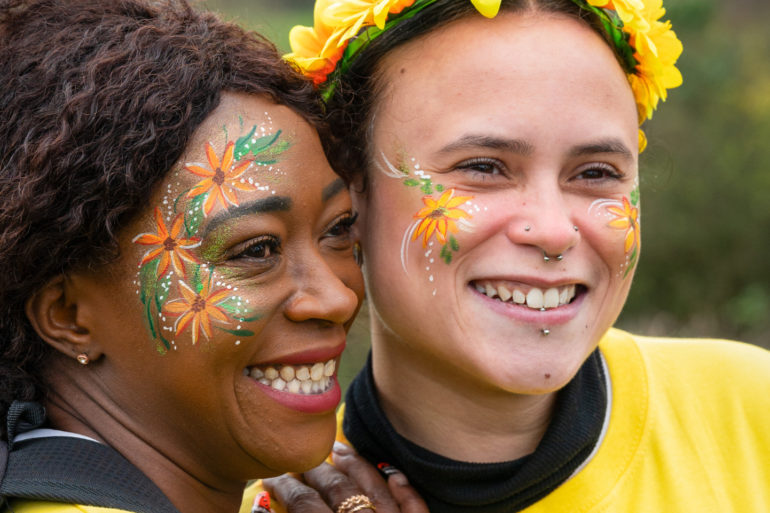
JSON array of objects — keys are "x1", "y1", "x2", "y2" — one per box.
[
  {"x1": 4, "y1": 501, "x2": 135, "y2": 513},
  {"x1": 602, "y1": 327, "x2": 770, "y2": 377}
]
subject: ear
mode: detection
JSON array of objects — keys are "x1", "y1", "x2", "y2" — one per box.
[{"x1": 25, "y1": 276, "x2": 103, "y2": 363}]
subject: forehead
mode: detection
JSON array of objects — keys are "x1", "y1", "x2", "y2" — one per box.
[{"x1": 373, "y1": 11, "x2": 637, "y2": 148}]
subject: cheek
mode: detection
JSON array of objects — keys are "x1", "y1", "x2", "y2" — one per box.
[{"x1": 584, "y1": 193, "x2": 642, "y2": 278}]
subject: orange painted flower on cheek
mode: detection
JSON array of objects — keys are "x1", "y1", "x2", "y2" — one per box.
[
  {"x1": 132, "y1": 207, "x2": 200, "y2": 277},
  {"x1": 162, "y1": 278, "x2": 233, "y2": 346}
]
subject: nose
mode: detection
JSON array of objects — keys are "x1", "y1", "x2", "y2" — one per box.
[
  {"x1": 505, "y1": 184, "x2": 580, "y2": 259},
  {"x1": 284, "y1": 254, "x2": 361, "y2": 325}
]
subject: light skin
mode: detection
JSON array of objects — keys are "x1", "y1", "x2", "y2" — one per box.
[
  {"x1": 25, "y1": 93, "x2": 364, "y2": 513},
  {"x1": 353, "y1": 11, "x2": 639, "y2": 463}
]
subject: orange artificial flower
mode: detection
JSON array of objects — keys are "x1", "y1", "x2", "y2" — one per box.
[
  {"x1": 163, "y1": 278, "x2": 232, "y2": 345},
  {"x1": 412, "y1": 189, "x2": 473, "y2": 248},
  {"x1": 185, "y1": 141, "x2": 256, "y2": 216},
  {"x1": 607, "y1": 196, "x2": 640, "y2": 253},
  {"x1": 133, "y1": 207, "x2": 200, "y2": 277}
]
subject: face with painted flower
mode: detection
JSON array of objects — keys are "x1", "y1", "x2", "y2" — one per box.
[
  {"x1": 68, "y1": 92, "x2": 364, "y2": 479},
  {"x1": 353, "y1": 11, "x2": 641, "y2": 412}
]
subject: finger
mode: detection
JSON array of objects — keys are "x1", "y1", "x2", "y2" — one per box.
[
  {"x1": 330, "y1": 443, "x2": 400, "y2": 511},
  {"x1": 263, "y1": 473, "x2": 333, "y2": 513},
  {"x1": 302, "y1": 459, "x2": 374, "y2": 512},
  {"x1": 385, "y1": 469, "x2": 429, "y2": 513}
]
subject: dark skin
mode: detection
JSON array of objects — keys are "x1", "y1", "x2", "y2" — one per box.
[
  {"x1": 25, "y1": 93, "x2": 365, "y2": 513},
  {"x1": 263, "y1": 443, "x2": 428, "y2": 513}
]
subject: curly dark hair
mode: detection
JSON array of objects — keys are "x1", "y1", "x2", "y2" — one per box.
[
  {"x1": 0, "y1": 0, "x2": 323, "y2": 438},
  {"x1": 321, "y1": 0, "x2": 613, "y2": 188}
]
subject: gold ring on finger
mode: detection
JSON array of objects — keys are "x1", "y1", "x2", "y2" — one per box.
[{"x1": 336, "y1": 494, "x2": 376, "y2": 513}]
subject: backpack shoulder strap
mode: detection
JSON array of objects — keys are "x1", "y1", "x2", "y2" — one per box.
[{"x1": 0, "y1": 436, "x2": 180, "y2": 513}]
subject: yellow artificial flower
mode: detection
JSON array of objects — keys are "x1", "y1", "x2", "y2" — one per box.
[
  {"x1": 470, "y1": 0, "x2": 501, "y2": 18},
  {"x1": 287, "y1": 0, "x2": 682, "y2": 147}
]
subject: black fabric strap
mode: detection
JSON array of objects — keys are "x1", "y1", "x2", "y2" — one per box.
[
  {"x1": 0, "y1": 436, "x2": 180, "y2": 513},
  {"x1": 343, "y1": 349, "x2": 607, "y2": 513}
]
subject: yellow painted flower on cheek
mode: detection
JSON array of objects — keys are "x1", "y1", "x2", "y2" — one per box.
[
  {"x1": 606, "y1": 190, "x2": 641, "y2": 277},
  {"x1": 410, "y1": 188, "x2": 474, "y2": 265}
]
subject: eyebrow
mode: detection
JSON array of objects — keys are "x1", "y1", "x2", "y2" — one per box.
[
  {"x1": 568, "y1": 139, "x2": 634, "y2": 160},
  {"x1": 202, "y1": 196, "x2": 292, "y2": 238},
  {"x1": 437, "y1": 135, "x2": 535, "y2": 156},
  {"x1": 322, "y1": 178, "x2": 346, "y2": 202}
]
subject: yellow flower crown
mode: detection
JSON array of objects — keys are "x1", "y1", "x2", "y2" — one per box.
[{"x1": 286, "y1": 0, "x2": 683, "y2": 151}]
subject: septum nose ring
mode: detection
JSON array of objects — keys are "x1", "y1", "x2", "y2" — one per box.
[{"x1": 543, "y1": 251, "x2": 563, "y2": 263}]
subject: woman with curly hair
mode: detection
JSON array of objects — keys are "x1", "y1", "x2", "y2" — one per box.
[
  {"x1": 257, "y1": 0, "x2": 770, "y2": 512},
  {"x1": 0, "y1": 0, "x2": 365, "y2": 511}
]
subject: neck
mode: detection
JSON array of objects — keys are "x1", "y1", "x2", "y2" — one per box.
[
  {"x1": 42, "y1": 355, "x2": 245, "y2": 513},
  {"x1": 370, "y1": 331, "x2": 556, "y2": 463}
]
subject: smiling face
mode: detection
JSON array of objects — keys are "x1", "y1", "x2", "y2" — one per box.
[
  {"x1": 356, "y1": 12, "x2": 639, "y2": 398},
  {"x1": 72, "y1": 92, "x2": 364, "y2": 480}
]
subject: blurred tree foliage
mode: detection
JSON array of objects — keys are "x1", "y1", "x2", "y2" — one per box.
[{"x1": 202, "y1": 0, "x2": 770, "y2": 358}]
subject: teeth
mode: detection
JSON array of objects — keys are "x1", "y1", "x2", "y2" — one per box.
[
  {"x1": 543, "y1": 288, "x2": 559, "y2": 308},
  {"x1": 476, "y1": 281, "x2": 578, "y2": 310},
  {"x1": 245, "y1": 358, "x2": 338, "y2": 396},
  {"x1": 526, "y1": 289, "x2": 544, "y2": 309}
]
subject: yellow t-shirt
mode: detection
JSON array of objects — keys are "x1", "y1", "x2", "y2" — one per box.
[{"x1": 243, "y1": 328, "x2": 770, "y2": 512}]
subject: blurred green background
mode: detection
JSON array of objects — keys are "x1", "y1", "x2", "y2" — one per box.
[{"x1": 201, "y1": 0, "x2": 770, "y2": 388}]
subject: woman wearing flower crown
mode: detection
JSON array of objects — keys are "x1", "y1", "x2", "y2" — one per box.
[{"x1": 252, "y1": 0, "x2": 770, "y2": 512}]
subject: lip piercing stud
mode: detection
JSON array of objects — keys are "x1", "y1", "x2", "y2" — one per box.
[
  {"x1": 541, "y1": 329, "x2": 550, "y2": 336},
  {"x1": 543, "y1": 252, "x2": 563, "y2": 262}
]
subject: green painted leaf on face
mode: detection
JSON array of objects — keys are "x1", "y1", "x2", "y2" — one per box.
[
  {"x1": 234, "y1": 125, "x2": 257, "y2": 161},
  {"x1": 216, "y1": 327, "x2": 256, "y2": 337},
  {"x1": 630, "y1": 187, "x2": 640, "y2": 206},
  {"x1": 184, "y1": 193, "x2": 206, "y2": 237}
]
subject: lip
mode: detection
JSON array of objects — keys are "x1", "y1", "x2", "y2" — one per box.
[
  {"x1": 469, "y1": 280, "x2": 587, "y2": 325},
  {"x1": 253, "y1": 376, "x2": 342, "y2": 414},
  {"x1": 252, "y1": 340, "x2": 346, "y2": 367}
]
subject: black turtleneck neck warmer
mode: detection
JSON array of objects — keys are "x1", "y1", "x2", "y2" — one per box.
[{"x1": 342, "y1": 349, "x2": 607, "y2": 513}]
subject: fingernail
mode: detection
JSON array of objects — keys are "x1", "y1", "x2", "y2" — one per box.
[
  {"x1": 251, "y1": 491, "x2": 271, "y2": 513},
  {"x1": 389, "y1": 472, "x2": 409, "y2": 486},
  {"x1": 377, "y1": 462, "x2": 399, "y2": 477},
  {"x1": 333, "y1": 441, "x2": 352, "y2": 454}
]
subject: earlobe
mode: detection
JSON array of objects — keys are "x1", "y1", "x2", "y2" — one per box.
[{"x1": 25, "y1": 275, "x2": 102, "y2": 363}]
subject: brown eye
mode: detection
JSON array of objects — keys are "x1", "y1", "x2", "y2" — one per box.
[{"x1": 236, "y1": 236, "x2": 281, "y2": 260}]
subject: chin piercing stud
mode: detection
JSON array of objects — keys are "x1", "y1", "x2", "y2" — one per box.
[
  {"x1": 541, "y1": 329, "x2": 550, "y2": 336},
  {"x1": 76, "y1": 353, "x2": 90, "y2": 365}
]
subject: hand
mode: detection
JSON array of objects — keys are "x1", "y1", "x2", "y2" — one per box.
[{"x1": 263, "y1": 442, "x2": 428, "y2": 513}]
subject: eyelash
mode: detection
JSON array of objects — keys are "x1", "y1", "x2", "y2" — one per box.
[
  {"x1": 324, "y1": 211, "x2": 358, "y2": 239},
  {"x1": 235, "y1": 235, "x2": 281, "y2": 260},
  {"x1": 574, "y1": 162, "x2": 624, "y2": 181},
  {"x1": 454, "y1": 157, "x2": 505, "y2": 177}
]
